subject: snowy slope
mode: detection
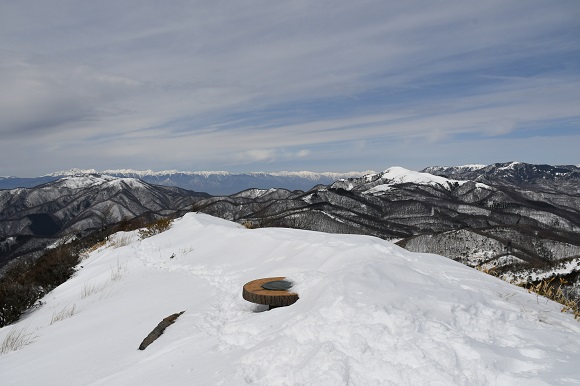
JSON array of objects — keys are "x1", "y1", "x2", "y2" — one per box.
[
  {"x1": 332, "y1": 167, "x2": 490, "y2": 195},
  {"x1": 364, "y1": 167, "x2": 467, "y2": 193},
  {"x1": 1, "y1": 213, "x2": 580, "y2": 385}
]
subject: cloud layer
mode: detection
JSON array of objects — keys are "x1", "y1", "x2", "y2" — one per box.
[{"x1": 1, "y1": 0, "x2": 579, "y2": 175}]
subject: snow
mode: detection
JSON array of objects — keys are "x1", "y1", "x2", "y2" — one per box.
[
  {"x1": 379, "y1": 167, "x2": 457, "y2": 186},
  {"x1": 270, "y1": 171, "x2": 374, "y2": 180},
  {"x1": 232, "y1": 188, "x2": 277, "y2": 199},
  {"x1": 46, "y1": 175, "x2": 148, "y2": 191},
  {"x1": 499, "y1": 161, "x2": 523, "y2": 170},
  {"x1": 2, "y1": 213, "x2": 580, "y2": 385},
  {"x1": 458, "y1": 164, "x2": 486, "y2": 170},
  {"x1": 105, "y1": 178, "x2": 149, "y2": 190},
  {"x1": 475, "y1": 182, "x2": 492, "y2": 189},
  {"x1": 364, "y1": 185, "x2": 394, "y2": 195},
  {"x1": 103, "y1": 169, "x2": 233, "y2": 178},
  {"x1": 55, "y1": 175, "x2": 118, "y2": 189},
  {"x1": 363, "y1": 167, "x2": 493, "y2": 195},
  {"x1": 363, "y1": 167, "x2": 477, "y2": 194},
  {"x1": 503, "y1": 258, "x2": 580, "y2": 285},
  {"x1": 422, "y1": 164, "x2": 486, "y2": 174},
  {"x1": 48, "y1": 169, "x2": 372, "y2": 180},
  {"x1": 46, "y1": 168, "x2": 98, "y2": 177}
]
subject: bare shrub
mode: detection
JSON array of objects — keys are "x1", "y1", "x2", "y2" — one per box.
[
  {"x1": 138, "y1": 218, "x2": 173, "y2": 240},
  {"x1": 110, "y1": 233, "x2": 134, "y2": 248},
  {"x1": 85, "y1": 239, "x2": 108, "y2": 254},
  {"x1": 242, "y1": 221, "x2": 258, "y2": 229},
  {"x1": 0, "y1": 245, "x2": 79, "y2": 327},
  {"x1": 0, "y1": 283, "x2": 42, "y2": 327}
]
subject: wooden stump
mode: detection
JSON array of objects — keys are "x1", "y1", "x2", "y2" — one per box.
[{"x1": 242, "y1": 277, "x2": 299, "y2": 308}]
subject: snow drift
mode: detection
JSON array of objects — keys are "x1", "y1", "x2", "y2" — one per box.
[{"x1": 1, "y1": 213, "x2": 579, "y2": 385}]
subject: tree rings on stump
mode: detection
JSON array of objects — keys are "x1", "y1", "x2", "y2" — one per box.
[{"x1": 242, "y1": 277, "x2": 298, "y2": 308}]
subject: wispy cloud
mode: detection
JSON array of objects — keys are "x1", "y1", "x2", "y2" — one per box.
[{"x1": 0, "y1": 0, "x2": 578, "y2": 175}]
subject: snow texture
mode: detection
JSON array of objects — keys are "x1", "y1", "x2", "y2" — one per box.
[
  {"x1": 1, "y1": 213, "x2": 580, "y2": 385},
  {"x1": 364, "y1": 167, "x2": 482, "y2": 194}
]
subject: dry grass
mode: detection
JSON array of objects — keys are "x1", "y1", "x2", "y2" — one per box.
[
  {"x1": 50, "y1": 304, "x2": 77, "y2": 325},
  {"x1": 80, "y1": 233, "x2": 134, "y2": 261},
  {"x1": 476, "y1": 265, "x2": 499, "y2": 277},
  {"x1": 477, "y1": 266, "x2": 579, "y2": 320},
  {"x1": 81, "y1": 281, "x2": 109, "y2": 299},
  {"x1": 86, "y1": 239, "x2": 108, "y2": 254},
  {"x1": 526, "y1": 277, "x2": 580, "y2": 319},
  {"x1": 138, "y1": 218, "x2": 173, "y2": 239},
  {"x1": 109, "y1": 233, "x2": 134, "y2": 248},
  {"x1": 109, "y1": 260, "x2": 127, "y2": 282},
  {"x1": 0, "y1": 325, "x2": 37, "y2": 354}
]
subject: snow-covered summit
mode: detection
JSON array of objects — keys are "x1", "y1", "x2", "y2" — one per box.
[
  {"x1": 363, "y1": 167, "x2": 488, "y2": 195},
  {"x1": 269, "y1": 170, "x2": 375, "y2": 180},
  {"x1": 380, "y1": 166, "x2": 460, "y2": 186},
  {"x1": 498, "y1": 161, "x2": 523, "y2": 170},
  {"x1": 1, "y1": 213, "x2": 579, "y2": 385},
  {"x1": 423, "y1": 164, "x2": 486, "y2": 175},
  {"x1": 46, "y1": 175, "x2": 148, "y2": 191},
  {"x1": 47, "y1": 168, "x2": 371, "y2": 180},
  {"x1": 45, "y1": 168, "x2": 99, "y2": 177},
  {"x1": 333, "y1": 167, "x2": 490, "y2": 194},
  {"x1": 53, "y1": 174, "x2": 119, "y2": 189},
  {"x1": 231, "y1": 188, "x2": 277, "y2": 199}
]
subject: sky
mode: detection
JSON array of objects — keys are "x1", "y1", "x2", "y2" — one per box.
[{"x1": 1, "y1": 0, "x2": 579, "y2": 176}]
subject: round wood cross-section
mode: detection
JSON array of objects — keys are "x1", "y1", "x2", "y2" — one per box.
[{"x1": 242, "y1": 277, "x2": 299, "y2": 308}]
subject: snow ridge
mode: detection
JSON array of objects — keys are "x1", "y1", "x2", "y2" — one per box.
[
  {"x1": 47, "y1": 169, "x2": 372, "y2": 180},
  {"x1": 1, "y1": 213, "x2": 579, "y2": 385}
]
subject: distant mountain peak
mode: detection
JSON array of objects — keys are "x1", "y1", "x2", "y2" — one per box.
[
  {"x1": 332, "y1": 166, "x2": 487, "y2": 195},
  {"x1": 380, "y1": 166, "x2": 457, "y2": 186},
  {"x1": 54, "y1": 174, "x2": 118, "y2": 189},
  {"x1": 46, "y1": 168, "x2": 99, "y2": 177},
  {"x1": 421, "y1": 162, "x2": 580, "y2": 193}
]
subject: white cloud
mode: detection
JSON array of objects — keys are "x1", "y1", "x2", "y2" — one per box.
[
  {"x1": 296, "y1": 150, "x2": 310, "y2": 158},
  {"x1": 235, "y1": 149, "x2": 277, "y2": 164},
  {"x1": 0, "y1": 0, "x2": 578, "y2": 174}
]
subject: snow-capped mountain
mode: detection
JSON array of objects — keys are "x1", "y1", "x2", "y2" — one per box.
[
  {"x1": 330, "y1": 166, "x2": 490, "y2": 194},
  {"x1": 3, "y1": 162, "x2": 578, "y2": 195},
  {"x1": 2, "y1": 162, "x2": 580, "y2": 303},
  {"x1": 193, "y1": 164, "x2": 580, "y2": 302},
  {"x1": 423, "y1": 162, "x2": 580, "y2": 193},
  {"x1": 0, "y1": 175, "x2": 209, "y2": 265},
  {"x1": 0, "y1": 169, "x2": 372, "y2": 195},
  {"x1": 2, "y1": 213, "x2": 579, "y2": 385}
]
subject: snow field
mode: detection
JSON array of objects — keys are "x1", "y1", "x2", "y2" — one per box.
[{"x1": 1, "y1": 213, "x2": 580, "y2": 385}]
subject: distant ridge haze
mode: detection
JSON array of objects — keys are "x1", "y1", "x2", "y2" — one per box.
[
  {"x1": 0, "y1": 169, "x2": 375, "y2": 195},
  {"x1": 1, "y1": 161, "x2": 579, "y2": 195}
]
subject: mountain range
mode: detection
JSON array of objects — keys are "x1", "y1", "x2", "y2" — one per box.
[
  {"x1": 0, "y1": 169, "x2": 370, "y2": 195},
  {"x1": 1, "y1": 162, "x2": 579, "y2": 302},
  {"x1": 191, "y1": 162, "x2": 580, "y2": 300},
  {"x1": 0, "y1": 175, "x2": 208, "y2": 266}
]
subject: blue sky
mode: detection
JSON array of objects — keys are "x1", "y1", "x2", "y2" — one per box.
[{"x1": 1, "y1": 0, "x2": 579, "y2": 176}]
